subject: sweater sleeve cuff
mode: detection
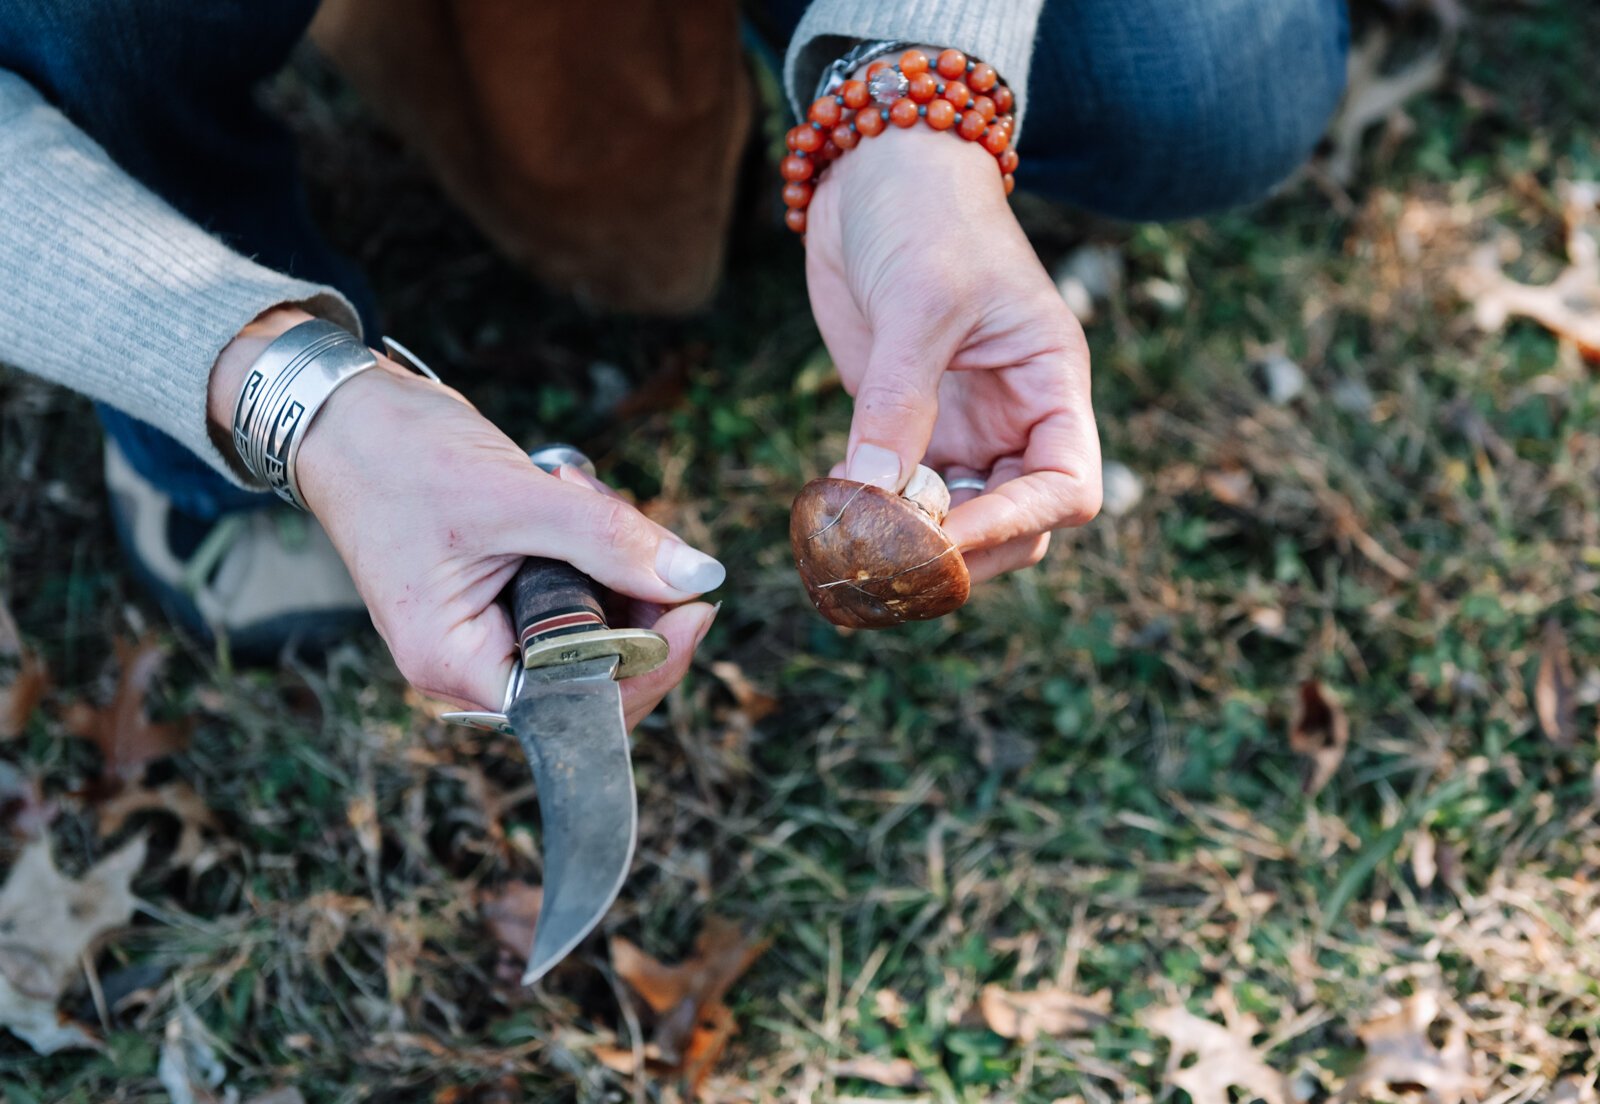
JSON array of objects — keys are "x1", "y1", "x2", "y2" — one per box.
[
  {"x1": 0, "y1": 69, "x2": 362, "y2": 489},
  {"x1": 783, "y1": 0, "x2": 1046, "y2": 139}
]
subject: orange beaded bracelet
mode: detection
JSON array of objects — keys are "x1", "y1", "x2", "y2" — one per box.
[{"x1": 781, "y1": 47, "x2": 1020, "y2": 235}]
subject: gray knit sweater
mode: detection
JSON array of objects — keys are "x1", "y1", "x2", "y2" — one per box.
[{"x1": 0, "y1": 1, "x2": 1043, "y2": 481}]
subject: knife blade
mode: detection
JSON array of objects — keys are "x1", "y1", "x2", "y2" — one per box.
[{"x1": 508, "y1": 656, "x2": 636, "y2": 984}]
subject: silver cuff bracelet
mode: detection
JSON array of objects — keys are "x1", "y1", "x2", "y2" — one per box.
[{"x1": 230, "y1": 319, "x2": 378, "y2": 510}]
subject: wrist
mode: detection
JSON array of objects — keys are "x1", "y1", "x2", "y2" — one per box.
[
  {"x1": 293, "y1": 359, "x2": 416, "y2": 519},
  {"x1": 784, "y1": 46, "x2": 1017, "y2": 234},
  {"x1": 206, "y1": 306, "x2": 318, "y2": 435}
]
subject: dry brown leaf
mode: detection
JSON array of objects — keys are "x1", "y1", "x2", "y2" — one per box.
[
  {"x1": 97, "y1": 780, "x2": 223, "y2": 872},
  {"x1": 1290, "y1": 680, "x2": 1349, "y2": 797},
  {"x1": 709, "y1": 660, "x2": 779, "y2": 727},
  {"x1": 1142, "y1": 1004, "x2": 1289, "y2": 1104},
  {"x1": 1326, "y1": 27, "x2": 1452, "y2": 186},
  {"x1": 0, "y1": 834, "x2": 147, "y2": 1053},
  {"x1": 1535, "y1": 619, "x2": 1577, "y2": 747},
  {"x1": 1332, "y1": 991, "x2": 1481, "y2": 1104},
  {"x1": 829, "y1": 1055, "x2": 924, "y2": 1088},
  {"x1": 1203, "y1": 466, "x2": 1259, "y2": 509},
  {"x1": 296, "y1": 891, "x2": 370, "y2": 964},
  {"x1": 480, "y1": 882, "x2": 543, "y2": 962},
  {"x1": 382, "y1": 900, "x2": 423, "y2": 1003},
  {"x1": 873, "y1": 987, "x2": 909, "y2": 1027},
  {"x1": 610, "y1": 915, "x2": 770, "y2": 1097},
  {"x1": 979, "y1": 985, "x2": 1110, "y2": 1042},
  {"x1": 64, "y1": 636, "x2": 189, "y2": 783},
  {"x1": 0, "y1": 595, "x2": 48, "y2": 740},
  {"x1": 1456, "y1": 182, "x2": 1600, "y2": 360}
]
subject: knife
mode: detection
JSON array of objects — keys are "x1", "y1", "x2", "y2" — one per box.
[{"x1": 442, "y1": 445, "x2": 668, "y2": 984}]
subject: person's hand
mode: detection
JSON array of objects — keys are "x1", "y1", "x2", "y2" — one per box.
[
  {"x1": 804, "y1": 123, "x2": 1102, "y2": 582},
  {"x1": 209, "y1": 309, "x2": 722, "y2": 727}
]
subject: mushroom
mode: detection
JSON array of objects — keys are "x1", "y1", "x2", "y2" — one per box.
[{"x1": 790, "y1": 464, "x2": 970, "y2": 629}]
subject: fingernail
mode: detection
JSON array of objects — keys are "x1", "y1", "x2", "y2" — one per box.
[
  {"x1": 657, "y1": 541, "x2": 726, "y2": 594},
  {"x1": 846, "y1": 443, "x2": 903, "y2": 490}
]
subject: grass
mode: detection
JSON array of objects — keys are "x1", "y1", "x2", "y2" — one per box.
[{"x1": 5, "y1": 1, "x2": 1600, "y2": 1100}]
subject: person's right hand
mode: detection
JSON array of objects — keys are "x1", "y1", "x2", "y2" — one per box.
[{"x1": 209, "y1": 309, "x2": 723, "y2": 728}]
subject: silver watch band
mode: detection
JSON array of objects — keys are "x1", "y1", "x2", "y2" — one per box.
[{"x1": 812, "y1": 39, "x2": 916, "y2": 101}]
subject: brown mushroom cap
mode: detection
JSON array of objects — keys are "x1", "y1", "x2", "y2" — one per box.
[{"x1": 790, "y1": 476, "x2": 971, "y2": 629}]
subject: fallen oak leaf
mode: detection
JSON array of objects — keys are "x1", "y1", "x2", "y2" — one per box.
[
  {"x1": 0, "y1": 594, "x2": 48, "y2": 740},
  {"x1": 1325, "y1": 26, "x2": 1453, "y2": 187},
  {"x1": 1454, "y1": 182, "x2": 1600, "y2": 361},
  {"x1": 64, "y1": 636, "x2": 190, "y2": 785},
  {"x1": 1332, "y1": 990, "x2": 1481, "y2": 1104},
  {"x1": 97, "y1": 780, "x2": 225, "y2": 873},
  {"x1": 1535, "y1": 619, "x2": 1576, "y2": 747},
  {"x1": 1290, "y1": 680, "x2": 1350, "y2": 797},
  {"x1": 0, "y1": 834, "x2": 147, "y2": 1054},
  {"x1": 979, "y1": 984, "x2": 1110, "y2": 1042},
  {"x1": 609, "y1": 915, "x2": 770, "y2": 1098},
  {"x1": 1142, "y1": 1003, "x2": 1289, "y2": 1104},
  {"x1": 480, "y1": 882, "x2": 543, "y2": 962}
]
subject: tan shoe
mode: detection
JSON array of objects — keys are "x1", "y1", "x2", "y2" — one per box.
[{"x1": 104, "y1": 439, "x2": 369, "y2": 657}]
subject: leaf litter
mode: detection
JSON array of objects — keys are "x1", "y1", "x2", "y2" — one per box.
[
  {"x1": 1142, "y1": 1001, "x2": 1290, "y2": 1104},
  {"x1": 1332, "y1": 990, "x2": 1481, "y2": 1104},
  {"x1": 599, "y1": 915, "x2": 770, "y2": 1097},
  {"x1": 1534, "y1": 619, "x2": 1577, "y2": 746},
  {"x1": 1455, "y1": 181, "x2": 1600, "y2": 360},
  {"x1": 978, "y1": 984, "x2": 1110, "y2": 1042},
  {"x1": 0, "y1": 833, "x2": 146, "y2": 1053},
  {"x1": 1324, "y1": 21, "x2": 1455, "y2": 187},
  {"x1": 64, "y1": 635, "x2": 191, "y2": 784},
  {"x1": 1289, "y1": 680, "x2": 1350, "y2": 797}
]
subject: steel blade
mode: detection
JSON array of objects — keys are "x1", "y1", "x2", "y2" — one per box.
[{"x1": 508, "y1": 655, "x2": 636, "y2": 986}]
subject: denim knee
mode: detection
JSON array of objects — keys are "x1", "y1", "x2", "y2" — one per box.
[{"x1": 1020, "y1": 0, "x2": 1349, "y2": 221}]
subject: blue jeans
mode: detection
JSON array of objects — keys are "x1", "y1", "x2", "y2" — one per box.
[{"x1": 1, "y1": 0, "x2": 1347, "y2": 520}]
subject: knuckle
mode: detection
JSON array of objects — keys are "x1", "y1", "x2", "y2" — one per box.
[
  {"x1": 588, "y1": 496, "x2": 645, "y2": 552},
  {"x1": 1065, "y1": 481, "x2": 1102, "y2": 527},
  {"x1": 855, "y1": 378, "x2": 929, "y2": 425}
]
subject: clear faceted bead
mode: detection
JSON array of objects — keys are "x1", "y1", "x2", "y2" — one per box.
[{"x1": 867, "y1": 67, "x2": 908, "y2": 105}]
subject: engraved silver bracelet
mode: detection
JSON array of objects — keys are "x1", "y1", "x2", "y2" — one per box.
[{"x1": 229, "y1": 319, "x2": 379, "y2": 510}]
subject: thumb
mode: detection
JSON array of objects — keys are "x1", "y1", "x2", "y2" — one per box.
[
  {"x1": 844, "y1": 323, "x2": 952, "y2": 492},
  {"x1": 619, "y1": 601, "x2": 717, "y2": 731}
]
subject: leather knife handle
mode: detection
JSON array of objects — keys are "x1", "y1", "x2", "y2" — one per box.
[
  {"x1": 509, "y1": 446, "x2": 670, "y2": 679},
  {"x1": 511, "y1": 556, "x2": 612, "y2": 659}
]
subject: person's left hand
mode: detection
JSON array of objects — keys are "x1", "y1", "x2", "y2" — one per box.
[{"x1": 804, "y1": 123, "x2": 1102, "y2": 583}]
